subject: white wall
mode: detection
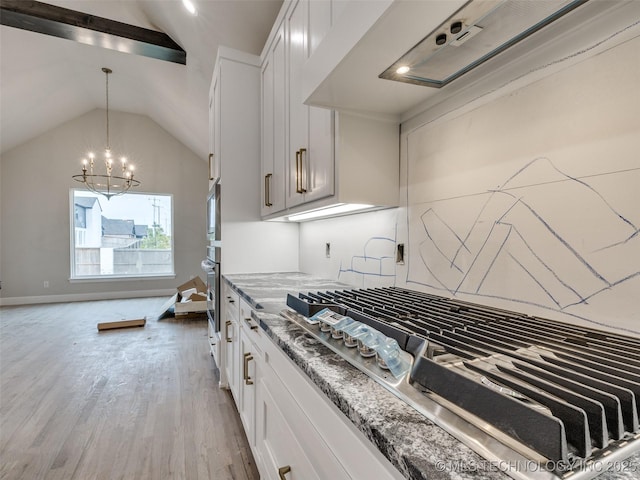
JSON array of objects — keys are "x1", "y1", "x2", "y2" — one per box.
[
  {"x1": 300, "y1": 34, "x2": 640, "y2": 336},
  {"x1": 0, "y1": 109, "x2": 207, "y2": 304}
]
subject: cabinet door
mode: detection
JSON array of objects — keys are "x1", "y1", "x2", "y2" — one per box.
[
  {"x1": 257, "y1": 378, "x2": 324, "y2": 480},
  {"x1": 222, "y1": 286, "x2": 239, "y2": 393},
  {"x1": 308, "y1": 0, "x2": 331, "y2": 56},
  {"x1": 208, "y1": 90, "x2": 215, "y2": 189},
  {"x1": 261, "y1": 24, "x2": 286, "y2": 216},
  {"x1": 213, "y1": 75, "x2": 221, "y2": 181},
  {"x1": 286, "y1": 0, "x2": 334, "y2": 209},
  {"x1": 209, "y1": 74, "x2": 221, "y2": 187},
  {"x1": 239, "y1": 328, "x2": 258, "y2": 447},
  {"x1": 223, "y1": 316, "x2": 239, "y2": 400}
]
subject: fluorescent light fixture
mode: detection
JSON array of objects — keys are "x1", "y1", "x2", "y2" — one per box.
[
  {"x1": 287, "y1": 204, "x2": 373, "y2": 222},
  {"x1": 182, "y1": 0, "x2": 197, "y2": 15}
]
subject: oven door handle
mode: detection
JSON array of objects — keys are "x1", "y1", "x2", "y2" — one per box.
[{"x1": 201, "y1": 259, "x2": 216, "y2": 272}]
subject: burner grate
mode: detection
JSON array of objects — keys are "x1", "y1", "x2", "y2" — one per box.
[{"x1": 287, "y1": 286, "x2": 640, "y2": 472}]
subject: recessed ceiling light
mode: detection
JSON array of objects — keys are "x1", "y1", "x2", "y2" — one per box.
[
  {"x1": 182, "y1": 0, "x2": 197, "y2": 16},
  {"x1": 396, "y1": 65, "x2": 410, "y2": 75}
]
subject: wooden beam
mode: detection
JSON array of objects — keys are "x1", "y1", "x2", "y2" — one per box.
[
  {"x1": 0, "y1": 0, "x2": 186, "y2": 65},
  {"x1": 97, "y1": 318, "x2": 146, "y2": 331}
]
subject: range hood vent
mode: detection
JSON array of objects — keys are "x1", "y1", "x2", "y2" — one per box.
[{"x1": 380, "y1": 0, "x2": 589, "y2": 88}]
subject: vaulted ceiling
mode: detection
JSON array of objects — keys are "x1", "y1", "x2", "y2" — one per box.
[{"x1": 0, "y1": 0, "x2": 283, "y2": 158}]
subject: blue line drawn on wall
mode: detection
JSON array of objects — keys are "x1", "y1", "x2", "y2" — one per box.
[
  {"x1": 407, "y1": 157, "x2": 640, "y2": 328},
  {"x1": 338, "y1": 236, "x2": 396, "y2": 288}
]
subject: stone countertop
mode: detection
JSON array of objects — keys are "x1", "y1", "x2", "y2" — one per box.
[{"x1": 222, "y1": 272, "x2": 640, "y2": 480}]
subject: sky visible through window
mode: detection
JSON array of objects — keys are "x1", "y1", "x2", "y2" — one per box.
[
  {"x1": 71, "y1": 190, "x2": 174, "y2": 278},
  {"x1": 75, "y1": 191, "x2": 172, "y2": 232}
]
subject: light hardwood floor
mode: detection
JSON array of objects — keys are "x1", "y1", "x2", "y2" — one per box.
[{"x1": 0, "y1": 298, "x2": 259, "y2": 480}]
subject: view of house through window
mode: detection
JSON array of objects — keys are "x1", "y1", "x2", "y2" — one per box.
[{"x1": 71, "y1": 190, "x2": 174, "y2": 279}]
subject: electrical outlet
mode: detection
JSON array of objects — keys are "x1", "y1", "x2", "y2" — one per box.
[
  {"x1": 44, "y1": 281, "x2": 50, "y2": 288},
  {"x1": 325, "y1": 242, "x2": 331, "y2": 258},
  {"x1": 396, "y1": 244, "x2": 405, "y2": 264}
]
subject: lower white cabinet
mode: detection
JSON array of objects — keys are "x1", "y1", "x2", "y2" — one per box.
[
  {"x1": 238, "y1": 299, "x2": 262, "y2": 448},
  {"x1": 256, "y1": 355, "x2": 350, "y2": 480},
  {"x1": 256, "y1": 373, "x2": 349, "y2": 480},
  {"x1": 222, "y1": 284, "x2": 240, "y2": 397},
  {"x1": 225, "y1": 294, "x2": 404, "y2": 480}
]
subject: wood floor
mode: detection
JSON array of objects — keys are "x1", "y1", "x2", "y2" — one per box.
[{"x1": 0, "y1": 298, "x2": 259, "y2": 480}]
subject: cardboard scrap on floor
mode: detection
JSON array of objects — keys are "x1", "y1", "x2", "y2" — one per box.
[
  {"x1": 157, "y1": 277, "x2": 208, "y2": 320},
  {"x1": 97, "y1": 318, "x2": 146, "y2": 331}
]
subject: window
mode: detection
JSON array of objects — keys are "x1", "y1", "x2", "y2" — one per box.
[{"x1": 70, "y1": 190, "x2": 174, "y2": 279}]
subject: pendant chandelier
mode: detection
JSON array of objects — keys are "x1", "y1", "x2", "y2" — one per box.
[{"x1": 73, "y1": 67, "x2": 140, "y2": 200}]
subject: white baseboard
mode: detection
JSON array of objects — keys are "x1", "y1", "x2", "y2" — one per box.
[{"x1": 0, "y1": 289, "x2": 175, "y2": 306}]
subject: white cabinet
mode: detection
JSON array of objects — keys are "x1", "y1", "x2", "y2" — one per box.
[
  {"x1": 260, "y1": 0, "x2": 399, "y2": 220},
  {"x1": 257, "y1": 324, "x2": 404, "y2": 480},
  {"x1": 238, "y1": 299, "x2": 262, "y2": 448},
  {"x1": 208, "y1": 74, "x2": 221, "y2": 189},
  {"x1": 261, "y1": 23, "x2": 287, "y2": 216},
  {"x1": 257, "y1": 375, "x2": 349, "y2": 480},
  {"x1": 220, "y1": 286, "x2": 405, "y2": 480},
  {"x1": 285, "y1": 0, "x2": 334, "y2": 209},
  {"x1": 222, "y1": 284, "x2": 240, "y2": 397},
  {"x1": 212, "y1": 47, "x2": 298, "y2": 273}
]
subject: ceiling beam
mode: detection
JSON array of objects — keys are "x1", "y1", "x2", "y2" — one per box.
[{"x1": 0, "y1": 0, "x2": 186, "y2": 65}]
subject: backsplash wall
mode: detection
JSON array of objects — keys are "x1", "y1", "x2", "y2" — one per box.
[{"x1": 299, "y1": 33, "x2": 639, "y2": 336}]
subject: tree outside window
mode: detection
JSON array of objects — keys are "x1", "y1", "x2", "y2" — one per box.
[{"x1": 70, "y1": 190, "x2": 174, "y2": 279}]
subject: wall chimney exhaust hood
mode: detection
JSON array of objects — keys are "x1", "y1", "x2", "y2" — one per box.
[{"x1": 380, "y1": 0, "x2": 589, "y2": 88}]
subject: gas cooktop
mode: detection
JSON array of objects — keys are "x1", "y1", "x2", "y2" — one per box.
[{"x1": 283, "y1": 286, "x2": 640, "y2": 480}]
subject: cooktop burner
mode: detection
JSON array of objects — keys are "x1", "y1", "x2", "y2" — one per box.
[{"x1": 284, "y1": 287, "x2": 640, "y2": 480}]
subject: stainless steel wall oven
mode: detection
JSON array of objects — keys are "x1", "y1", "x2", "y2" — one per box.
[{"x1": 203, "y1": 181, "x2": 221, "y2": 332}]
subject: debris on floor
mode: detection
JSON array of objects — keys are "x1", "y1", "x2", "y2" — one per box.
[{"x1": 97, "y1": 318, "x2": 146, "y2": 331}]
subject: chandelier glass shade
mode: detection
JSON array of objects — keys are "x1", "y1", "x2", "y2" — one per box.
[{"x1": 73, "y1": 67, "x2": 140, "y2": 200}]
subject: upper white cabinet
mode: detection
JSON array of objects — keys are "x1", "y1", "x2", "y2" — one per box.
[
  {"x1": 286, "y1": 0, "x2": 334, "y2": 209},
  {"x1": 208, "y1": 74, "x2": 220, "y2": 189},
  {"x1": 212, "y1": 47, "x2": 299, "y2": 273},
  {"x1": 260, "y1": 0, "x2": 399, "y2": 220},
  {"x1": 261, "y1": 24, "x2": 286, "y2": 216}
]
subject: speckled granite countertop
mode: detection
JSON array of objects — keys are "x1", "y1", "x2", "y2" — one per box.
[{"x1": 222, "y1": 272, "x2": 640, "y2": 480}]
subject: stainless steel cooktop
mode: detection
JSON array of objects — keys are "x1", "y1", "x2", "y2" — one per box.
[{"x1": 283, "y1": 286, "x2": 640, "y2": 480}]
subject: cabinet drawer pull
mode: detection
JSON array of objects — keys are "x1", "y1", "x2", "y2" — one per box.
[
  {"x1": 243, "y1": 353, "x2": 254, "y2": 385},
  {"x1": 225, "y1": 320, "x2": 232, "y2": 343},
  {"x1": 226, "y1": 296, "x2": 235, "y2": 304},
  {"x1": 208, "y1": 153, "x2": 214, "y2": 180},
  {"x1": 265, "y1": 173, "x2": 273, "y2": 207},
  {"x1": 278, "y1": 465, "x2": 291, "y2": 479},
  {"x1": 295, "y1": 150, "x2": 302, "y2": 193},
  {"x1": 299, "y1": 147, "x2": 307, "y2": 193},
  {"x1": 244, "y1": 317, "x2": 259, "y2": 331},
  {"x1": 295, "y1": 149, "x2": 307, "y2": 194}
]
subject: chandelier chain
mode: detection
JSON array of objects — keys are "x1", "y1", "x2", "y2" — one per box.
[
  {"x1": 73, "y1": 67, "x2": 140, "y2": 200},
  {"x1": 104, "y1": 67, "x2": 110, "y2": 150}
]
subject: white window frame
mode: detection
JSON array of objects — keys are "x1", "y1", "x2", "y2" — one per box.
[{"x1": 69, "y1": 189, "x2": 175, "y2": 281}]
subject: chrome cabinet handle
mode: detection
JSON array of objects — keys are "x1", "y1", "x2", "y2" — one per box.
[
  {"x1": 225, "y1": 320, "x2": 232, "y2": 343},
  {"x1": 208, "y1": 153, "x2": 214, "y2": 180},
  {"x1": 243, "y1": 353, "x2": 254, "y2": 385},
  {"x1": 278, "y1": 466, "x2": 291, "y2": 479},
  {"x1": 265, "y1": 173, "x2": 273, "y2": 207}
]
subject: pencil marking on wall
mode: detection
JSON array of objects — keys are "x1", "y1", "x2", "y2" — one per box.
[
  {"x1": 338, "y1": 236, "x2": 396, "y2": 288},
  {"x1": 407, "y1": 157, "x2": 640, "y2": 330}
]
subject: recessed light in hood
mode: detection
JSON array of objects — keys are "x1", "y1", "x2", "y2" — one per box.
[{"x1": 380, "y1": 0, "x2": 589, "y2": 88}]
